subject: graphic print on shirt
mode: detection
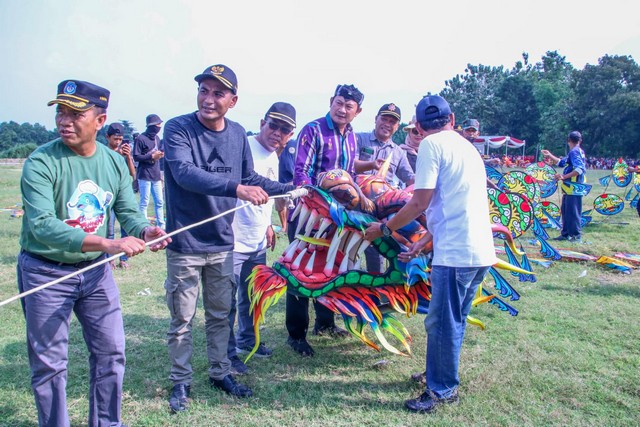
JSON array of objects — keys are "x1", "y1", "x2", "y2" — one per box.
[{"x1": 64, "y1": 180, "x2": 113, "y2": 233}]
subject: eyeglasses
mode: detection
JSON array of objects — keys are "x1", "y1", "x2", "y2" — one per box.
[
  {"x1": 411, "y1": 128, "x2": 420, "y2": 136},
  {"x1": 266, "y1": 121, "x2": 293, "y2": 134}
]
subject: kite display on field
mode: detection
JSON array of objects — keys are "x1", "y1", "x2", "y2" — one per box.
[
  {"x1": 612, "y1": 158, "x2": 632, "y2": 187},
  {"x1": 595, "y1": 256, "x2": 634, "y2": 274},
  {"x1": 613, "y1": 253, "x2": 640, "y2": 266},
  {"x1": 525, "y1": 161, "x2": 558, "y2": 198},
  {"x1": 246, "y1": 164, "x2": 535, "y2": 361},
  {"x1": 593, "y1": 193, "x2": 625, "y2": 215}
]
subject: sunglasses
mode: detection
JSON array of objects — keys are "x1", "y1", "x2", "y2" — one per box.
[
  {"x1": 266, "y1": 121, "x2": 293, "y2": 134},
  {"x1": 411, "y1": 128, "x2": 420, "y2": 136}
]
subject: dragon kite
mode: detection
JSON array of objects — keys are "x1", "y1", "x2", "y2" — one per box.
[{"x1": 246, "y1": 159, "x2": 535, "y2": 361}]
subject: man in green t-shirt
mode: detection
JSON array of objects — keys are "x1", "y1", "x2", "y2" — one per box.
[{"x1": 18, "y1": 79, "x2": 170, "y2": 427}]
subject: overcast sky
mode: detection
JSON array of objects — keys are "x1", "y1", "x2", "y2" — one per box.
[{"x1": 1, "y1": 0, "x2": 638, "y2": 137}]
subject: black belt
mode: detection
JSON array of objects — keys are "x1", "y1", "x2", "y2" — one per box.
[{"x1": 23, "y1": 251, "x2": 106, "y2": 269}]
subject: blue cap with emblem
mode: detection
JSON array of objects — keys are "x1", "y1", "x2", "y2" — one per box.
[
  {"x1": 47, "y1": 80, "x2": 110, "y2": 111},
  {"x1": 194, "y1": 64, "x2": 238, "y2": 94}
]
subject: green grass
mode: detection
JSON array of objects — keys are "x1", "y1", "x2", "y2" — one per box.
[{"x1": 0, "y1": 166, "x2": 639, "y2": 426}]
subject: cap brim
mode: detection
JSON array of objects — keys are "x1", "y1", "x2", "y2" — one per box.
[
  {"x1": 267, "y1": 112, "x2": 296, "y2": 128},
  {"x1": 403, "y1": 124, "x2": 416, "y2": 132},
  {"x1": 47, "y1": 98, "x2": 94, "y2": 112},
  {"x1": 379, "y1": 112, "x2": 401, "y2": 120}
]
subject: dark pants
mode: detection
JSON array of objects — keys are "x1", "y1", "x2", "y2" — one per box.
[
  {"x1": 17, "y1": 251, "x2": 125, "y2": 427},
  {"x1": 285, "y1": 216, "x2": 336, "y2": 340},
  {"x1": 560, "y1": 194, "x2": 582, "y2": 238}
]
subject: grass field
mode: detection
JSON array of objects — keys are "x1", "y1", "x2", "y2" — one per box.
[{"x1": 0, "y1": 165, "x2": 638, "y2": 426}]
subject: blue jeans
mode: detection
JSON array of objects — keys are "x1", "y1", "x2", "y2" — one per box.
[
  {"x1": 138, "y1": 179, "x2": 165, "y2": 229},
  {"x1": 17, "y1": 251, "x2": 125, "y2": 427},
  {"x1": 425, "y1": 265, "x2": 490, "y2": 398},
  {"x1": 228, "y1": 249, "x2": 267, "y2": 356},
  {"x1": 106, "y1": 212, "x2": 129, "y2": 262},
  {"x1": 560, "y1": 194, "x2": 582, "y2": 238}
]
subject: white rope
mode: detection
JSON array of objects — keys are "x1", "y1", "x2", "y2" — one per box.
[{"x1": 0, "y1": 189, "x2": 308, "y2": 308}]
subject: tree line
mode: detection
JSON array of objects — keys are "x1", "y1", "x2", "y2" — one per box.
[
  {"x1": 1, "y1": 51, "x2": 639, "y2": 159},
  {"x1": 439, "y1": 51, "x2": 640, "y2": 158}
]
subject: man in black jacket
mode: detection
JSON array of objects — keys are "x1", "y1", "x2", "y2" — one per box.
[{"x1": 133, "y1": 114, "x2": 165, "y2": 229}]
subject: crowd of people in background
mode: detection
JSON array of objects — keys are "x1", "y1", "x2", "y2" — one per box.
[{"x1": 586, "y1": 156, "x2": 640, "y2": 169}]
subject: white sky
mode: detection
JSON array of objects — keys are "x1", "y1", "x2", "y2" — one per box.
[{"x1": 1, "y1": 0, "x2": 639, "y2": 137}]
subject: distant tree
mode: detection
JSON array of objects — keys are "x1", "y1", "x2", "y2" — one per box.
[
  {"x1": 569, "y1": 55, "x2": 640, "y2": 157},
  {"x1": 2, "y1": 143, "x2": 38, "y2": 158}
]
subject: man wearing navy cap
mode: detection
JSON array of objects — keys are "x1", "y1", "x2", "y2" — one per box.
[
  {"x1": 134, "y1": 113, "x2": 165, "y2": 229},
  {"x1": 18, "y1": 80, "x2": 169, "y2": 426},
  {"x1": 227, "y1": 102, "x2": 297, "y2": 374},
  {"x1": 355, "y1": 103, "x2": 415, "y2": 273},
  {"x1": 163, "y1": 65, "x2": 295, "y2": 410},
  {"x1": 364, "y1": 95, "x2": 496, "y2": 413}
]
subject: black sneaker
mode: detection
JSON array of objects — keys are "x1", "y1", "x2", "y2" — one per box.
[
  {"x1": 568, "y1": 235, "x2": 583, "y2": 243},
  {"x1": 210, "y1": 374, "x2": 253, "y2": 398},
  {"x1": 551, "y1": 235, "x2": 569, "y2": 241},
  {"x1": 168, "y1": 383, "x2": 190, "y2": 414},
  {"x1": 287, "y1": 336, "x2": 315, "y2": 357},
  {"x1": 236, "y1": 343, "x2": 273, "y2": 358},
  {"x1": 410, "y1": 371, "x2": 426, "y2": 385},
  {"x1": 312, "y1": 325, "x2": 349, "y2": 338},
  {"x1": 405, "y1": 390, "x2": 459, "y2": 413},
  {"x1": 229, "y1": 355, "x2": 248, "y2": 375}
]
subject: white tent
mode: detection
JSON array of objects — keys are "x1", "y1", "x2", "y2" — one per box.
[{"x1": 471, "y1": 136, "x2": 526, "y2": 156}]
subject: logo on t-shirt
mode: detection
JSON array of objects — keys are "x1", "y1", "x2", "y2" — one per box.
[{"x1": 63, "y1": 180, "x2": 113, "y2": 234}]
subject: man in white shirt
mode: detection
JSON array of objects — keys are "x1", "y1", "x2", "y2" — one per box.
[
  {"x1": 364, "y1": 95, "x2": 496, "y2": 414},
  {"x1": 227, "y1": 102, "x2": 296, "y2": 374}
]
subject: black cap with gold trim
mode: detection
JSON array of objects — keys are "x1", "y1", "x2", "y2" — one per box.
[
  {"x1": 194, "y1": 64, "x2": 238, "y2": 94},
  {"x1": 377, "y1": 103, "x2": 401, "y2": 121},
  {"x1": 47, "y1": 80, "x2": 109, "y2": 111},
  {"x1": 265, "y1": 102, "x2": 296, "y2": 128}
]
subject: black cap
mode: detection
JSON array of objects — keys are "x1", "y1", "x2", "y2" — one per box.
[
  {"x1": 462, "y1": 118, "x2": 480, "y2": 130},
  {"x1": 377, "y1": 103, "x2": 401, "y2": 121},
  {"x1": 568, "y1": 131, "x2": 582, "y2": 142},
  {"x1": 334, "y1": 84, "x2": 364, "y2": 106},
  {"x1": 416, "y1": 95, "x2": 451, "y2": 122},
  {"x1": 194, "y1": 64, "x2": 238, "y2": 94},
  {"x1": 146, "y1": 114, "x2": 163, "y2": 127},
  {"x1": 107, "y1": 123, "x2": 124, "y2": 136},
  {"x1": 265, "y1": 102, "x2": 296, "y2": 128},
  {"x1": 47, "y1": 80, "x2": 109, "y2": 111}
]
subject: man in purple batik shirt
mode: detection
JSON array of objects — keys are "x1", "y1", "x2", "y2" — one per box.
[
  {"x1": 287, "y1": 84, "x2": 364, "y2": 357},
  {"x1": 293, "y1": 84, "x2": 363, "y2": 186}
]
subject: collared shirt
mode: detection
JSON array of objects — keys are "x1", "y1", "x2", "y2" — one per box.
[
  {"x1": 294, "y1": 113, "x2": 357, "y2": 186},
  {"x1": 356, "y1": 131, "x2": 415, "y2": 185}
]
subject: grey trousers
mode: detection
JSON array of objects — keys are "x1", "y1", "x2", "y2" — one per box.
[
  {"x1": 165, "y1": 249, "x2": 234, "y2": 384},
  {"x1": 17, "y1": 251, "x2": 125, "y2": 427}
]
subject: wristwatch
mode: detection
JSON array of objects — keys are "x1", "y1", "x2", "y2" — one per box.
[{"x1": 380, "y1": 223, "x2": 392, "y2": 237}]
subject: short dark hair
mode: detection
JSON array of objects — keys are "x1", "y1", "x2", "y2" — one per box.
[
  {"x1": 93, "y1": 107, "x2": 107, "y2": 116},
  {"x1": 418, "y1": 114, "x2": 451, "y2": 131},
  {"x1": 568, "y1": 131, "x2": 582, "y2": 143}
]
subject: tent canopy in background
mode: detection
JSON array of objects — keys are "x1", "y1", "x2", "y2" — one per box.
[{"x1": 472, "y1": 136, "x2": 526, "y2": 155}]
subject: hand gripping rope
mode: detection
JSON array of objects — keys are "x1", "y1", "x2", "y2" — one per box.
[{"x1": 0, "y1": 188, "x2": 309, "y2": 308}]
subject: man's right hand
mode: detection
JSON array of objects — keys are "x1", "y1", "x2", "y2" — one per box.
[
  {"x1": 151, "y1": 150, "x2": 165, "y2": 160},
  {"x1": 106, "y1": 236, "x2": 147, "y2": 257},
  {"x1": 237, "y1": 184, "x2": 269, "y2": 205}
]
